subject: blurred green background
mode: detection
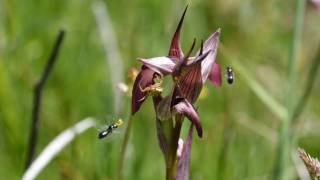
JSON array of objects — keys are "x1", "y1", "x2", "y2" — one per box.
[{"x1": 1, "y1": 0, "x2": 320, "y2": 179}]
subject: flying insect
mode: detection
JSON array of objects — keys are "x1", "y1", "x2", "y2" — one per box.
[
  {"x1": 98, "y1": 119, "x2": 124, "y2": 139},
  {"x1": 226, "y1": 66, "x2": 234, "y2": 84}
]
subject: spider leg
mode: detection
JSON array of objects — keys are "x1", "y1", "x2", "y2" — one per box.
[
  {"x1": 139, "y1": 83, "x2": 148, "y2": 92},
  {"x1": 137, "y1": 96, "x2": 146, "y2": 102}
]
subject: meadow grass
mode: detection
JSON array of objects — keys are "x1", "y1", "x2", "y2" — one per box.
[{"x1": 1, "y1": 0, "x2": 320, "y2": 179}]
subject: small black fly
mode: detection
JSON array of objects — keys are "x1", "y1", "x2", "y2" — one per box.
[
  {"x1": 98, "y1": 119, "x2": 123, "y2": 139},
  {"x1": 226, "y1": 66, "x2": 234, "y2": 84}
]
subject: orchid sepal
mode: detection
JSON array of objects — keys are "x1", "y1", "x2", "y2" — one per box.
[{"x1": 139, "y1": 57, "x2": 175, "y2": 76}]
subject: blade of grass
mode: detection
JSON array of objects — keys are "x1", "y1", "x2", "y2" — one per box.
[
  {"x1": 292, "y1": 47, "x2": 320, "y2": 124},
  {"x1": 92, "y1": 0, "x2": 125, "y2": 115},
  {"x1": 117, "y1": 115, "x2": 133, "y2": 180},
  {"x1": 235, "y1": 113, "x2": 277, "y2": 145},
  {"x1": 22, "y1": 118, "x2": 96, "y2": 180},
  {"x1": 92, "y1": 2, "x2": 130, "y2": 178},
  {"x1": 290, "y1": 47, "x2": 320, "y2": 179},
  {"x1": 274, "y1": 0, "x2": 306, "y2": 179}
]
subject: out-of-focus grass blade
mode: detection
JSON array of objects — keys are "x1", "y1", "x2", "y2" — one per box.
[
  {"x1": 220, "y1": 44, "x2": 288, "y2": 121},
  {"x1": 235, "y1": 113, "x2": 277, "y2": 145},
  {"x1": 22, "y1": 118, "x2": 96, "y2": 180},
  {"x1": 92, "y1": 0, "x2": 125, "y2": 115},
  {"x1": 0, "y1": 60, "x2": 19, "y2": 142}
]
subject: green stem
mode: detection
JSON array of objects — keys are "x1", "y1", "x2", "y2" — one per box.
[
  {"x1": 292, "y1": 48, "x2": 320, "y2": 124},
  {"x1": 274, "y1": 0, "x2": 306, "y2": 179},
  {"x1": 117, "y1": 115, "x2": 133, "y2": 180},
  {"x1": 165, "y1": 116, "x2": 183, "y2": 180},
  {"x1": 217, "y1": 86, "x2": 232, "y2": 179}
]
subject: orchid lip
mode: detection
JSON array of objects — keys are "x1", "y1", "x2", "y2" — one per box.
[{"x1": 173, "y1": 98, "x2": 203, "y2": 137}]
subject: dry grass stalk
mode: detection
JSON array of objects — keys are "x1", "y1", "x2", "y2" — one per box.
[{"x1": 298, "y1": 148, "x2": 320, "y2": 180}]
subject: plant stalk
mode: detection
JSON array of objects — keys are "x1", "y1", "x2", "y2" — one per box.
[
  {"x1": 25, "y1": 29, "x2": 65, "y2": 169},
  {"x1": 117, "y1": 115, "x2": 133, "y2": 180},
  {"x1": 274, "y1": 0, "x2": 306, "y2": 179},
  {"x1": 165, "y1": 117, "x2": 182, "y2": 180},
  {"x1": 292, "y1": 47, "x2": 320, "y2": 124}
]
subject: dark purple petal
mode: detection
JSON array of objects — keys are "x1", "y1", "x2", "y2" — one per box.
[
  {"x1": 131, "y1": 67, "x2": 155, "y2": 115},
  {"x1": 176, "y1": 63, "x2": 203, "y2": 103},
  {"x1": 196, "y1": 29, "x2": 221, "y2": 83},
  {"x1": 175, "y1": 124, "x2": 193, "y2": 180},
  {"x1": 139, "y1": 57, "x2": 175, "y2": 75},
  {"x1": 178, "y1": 51, "x2": 210, "y2": 82},
  {"x1": 173, "y1": 39, "x2": 196, "y2": 77},
  {"x1": 173, "y1": 99, "x2": 202, "y2": 137},
  {"x1": 192, "y1": 50, "x2": 210, "y2": 64},
  {"x1": 199, "y1": 39, "x2": 204, "y2": 55},
  {"x1": 208, "y1": 63, "x2": 222, "y2": 86},
  {"x1": 184, "y1": 50, "x2": 210, "y2": 67},
  {"x1": 168, "y1": 6, "x2": 188, "y2": 59}
]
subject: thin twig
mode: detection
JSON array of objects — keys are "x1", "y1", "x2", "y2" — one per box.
[
  {"x1": 292, "y1": 47, "x2": 320, "y2": 123},
  {"x1": 117, "y1": 115, "x2": 133, "y2": 180},
  {"x1": 25, "y1": 30, "x2": 65, "y2": 169},
  {"x1": 22, "y1": 118, "x2": 96, "y2": 180}
]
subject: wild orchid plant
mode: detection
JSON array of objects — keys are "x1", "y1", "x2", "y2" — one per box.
[{"x1": 131, "y1": 6, "x2": 222, "y2": 180}]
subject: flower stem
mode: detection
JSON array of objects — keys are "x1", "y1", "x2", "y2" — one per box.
[
  {"x1": 274, "y1": 0, "x2": 306, "y2": 179},
  {"x1": 117, "y1": 115, "x2": 133, "y2": 180},
  {"x1": 292, "y1": 47, "x2": 320, "y2": 124},
  {"x1": 165, "y1": 116, "x2": 182, "y2": 180}
]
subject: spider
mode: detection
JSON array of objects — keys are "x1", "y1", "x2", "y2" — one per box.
[{"x1": 138, "y1": 75, "x2": 163, "y2": 101}]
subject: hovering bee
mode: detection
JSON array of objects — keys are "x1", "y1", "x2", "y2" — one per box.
[
  {"x1": 226, "y1": 66, "x2": 234, "y2": 84},
  {"x1": 98, "y1": 119, "x2": 124, "y2": 139}
]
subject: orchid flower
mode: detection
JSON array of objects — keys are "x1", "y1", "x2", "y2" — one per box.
[
  {"x1": 131, "y1": 6, "x2": 221, "y2": 180},
  {"x1": 311, "y1": 0, "x2": 320, "y2": 9}
]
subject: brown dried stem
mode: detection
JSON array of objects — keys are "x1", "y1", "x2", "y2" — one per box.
[
  {"x1": 298, "y1": 148, "x2": 320, "y2": 179},
  {"x1": 25, "y1": 29, "x2": 65, "y2": 169}
]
